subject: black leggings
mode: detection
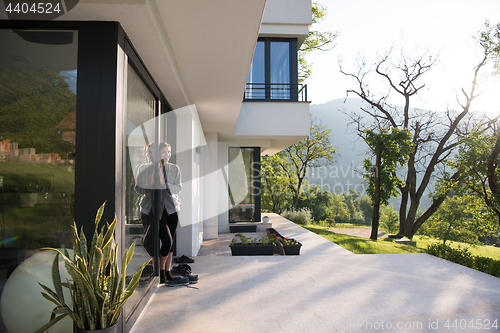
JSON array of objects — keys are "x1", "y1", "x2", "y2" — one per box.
[{"x1": 159, "y1": 209, "x2": 178, "y2": 257}]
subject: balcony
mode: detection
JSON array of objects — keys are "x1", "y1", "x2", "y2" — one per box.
[{"x1": 244, "y1": 83, "x2": 308, "y2": 102}]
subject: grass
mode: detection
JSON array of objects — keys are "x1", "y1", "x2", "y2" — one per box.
[
  {"x1": 305, "y1": 224, "x2": 500, "y2": 260},
  {"x1": 304, "y1": 225, "x2": 424, "y2": 254},
  {"x1": 413, "y1": 235, "x2": 500, "y2": 261}
]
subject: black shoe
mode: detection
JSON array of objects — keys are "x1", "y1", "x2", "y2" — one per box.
[
  {"x1": 174, "y1": 255, "x2": 195, "y2": 263},
  {"x1": 159, "y1": 270, "x2": 166, "y2": 284},
  {"x1": 187, "y1": 274, "x2": 198, "y2": 284},
  {"x1": 171, "y1": 264, "x2": 191, "y2": 276},
  {"x1": 166, "y1": 276, "x2": 189, "y2": 287}
]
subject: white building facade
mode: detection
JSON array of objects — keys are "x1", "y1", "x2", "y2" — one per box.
[{"x1": 0, "y1": 1, "x2": 311, "y2": 332}]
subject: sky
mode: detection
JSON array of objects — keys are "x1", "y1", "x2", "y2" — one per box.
[{"x1": 305, "y1": 0, "x2": 500, "y2": 116}]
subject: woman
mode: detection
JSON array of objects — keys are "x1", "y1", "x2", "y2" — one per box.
[{"x1": 135, "y1": 142, "x2": 187, "y2": 286}]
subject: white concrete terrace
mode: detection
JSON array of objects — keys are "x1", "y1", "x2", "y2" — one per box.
[{"x1": 131, "y1": 214, "x2": 500, "y2": 333}]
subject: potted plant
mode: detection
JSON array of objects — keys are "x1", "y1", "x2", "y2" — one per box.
[
  {"x1": 266, "y1": 228, "x2": 302, "y2": 255},
  {"x1": 278, "y1": 237, "x2": 302, "y2": 255},
  {"x1": 229, "y1": 233, "x2": 276, "y2": 256},
  {"x1": 35, "y1": 202, "x2": 151, "y2": 333},
  {"x1": 262, "y1": 216, "x2": 270, "y2": 223}
]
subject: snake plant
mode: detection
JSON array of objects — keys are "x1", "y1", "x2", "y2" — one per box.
[{"x1": 35, "y1": 202, "x2": 151, "y2": 332}]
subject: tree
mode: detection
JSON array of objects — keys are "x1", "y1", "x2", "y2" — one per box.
[
  {"x1": 358, "y1": 195, "x2": 374, "y2": 225},
  {"x1": 262, "y1": 120, "x2": 337, "y2": 209},
  {"x1": 298, "y1": 184, "x2": 334, "y2": 222},
  {"x1": 340, "y1": 22, "x2": 500, "y2": 239},
  {"x1": 380, "y1": 204, "x2": 400, "y2": 235},
  {"x1": 450, "y1": 123, "x2": 500, "y2": 225},
  {"x1": 419, "y1": 194, "x2": 497, "y2": 245},
  {"x1": 362, "y1": 127, "x2": 413, "y2": 240},
  {"x1": 342, "y1": 189, "x2": 361, "y2": 222},
  {"x1": 276, "y1": 120, "x2": 337, "y2": 209},
  {"x1": 298, "y1": 2, "x2": 337, "y2": 82},
  {"x1": 261, "y1": 153, "x2": 293, "y2": 213}
]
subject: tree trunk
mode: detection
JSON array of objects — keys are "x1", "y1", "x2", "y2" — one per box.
[{"x1": 370, "y1": 152, "x2": 382, "y2": 240}]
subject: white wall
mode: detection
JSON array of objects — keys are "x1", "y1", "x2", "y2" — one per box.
[
  {"x1": 202, "y1": 132, "x2": 219, "y2": 240},
  {"x1": 260, "y1": 0, "x2": 311, "y2": 45},
  {"x1": 217, "y1": 141, "x2": 231, "y2": 233},
  {"x1": 262, "y1": 0, "x2": 312, "y2": 24},
  {"x1": 174, "y1": 105, "x2": 205, "y2": 256},
  {"x1": 235, "y1": 101, "x2": 310, "y2": 136}
]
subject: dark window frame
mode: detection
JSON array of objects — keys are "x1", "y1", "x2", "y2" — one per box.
[
  {"x1": 245, "y1": 37, "x2": 298, "y2": 101},
  {"x1": 227, "y1": 147, "x2": 261, "y2": 223}
]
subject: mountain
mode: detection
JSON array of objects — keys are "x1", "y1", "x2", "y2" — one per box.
[
  {"x1": 308, "y1": 98, "x2": 369, "y2": 195},
  {"x1": 308, "y1": 98, "x2": 432, "y2": 209}
]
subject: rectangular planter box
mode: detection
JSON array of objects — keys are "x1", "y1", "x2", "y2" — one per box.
[
  {"x1": 281, "y1": 243, "x2": 302, "y2": 255},
  {"x1": 230, "y1": 224, "x2": 257, "y2": 233},
  {"x1": 277, "y1": 240, "x2": 302, "y2": 255},
  {"x1": 229, "y1": 244, "x2": 275, "y2": 256}
]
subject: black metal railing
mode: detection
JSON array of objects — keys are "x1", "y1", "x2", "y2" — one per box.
[{"x1": 244, "y1": 83, "x2": 308, "y2": 102}]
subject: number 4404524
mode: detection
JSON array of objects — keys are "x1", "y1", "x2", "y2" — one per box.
[
  {"x1": 444, "y1": 319, "x2": 498, "y2": 330},
  {"x1": 5, "y1": 2, "x2": 62, "y2": 14}
]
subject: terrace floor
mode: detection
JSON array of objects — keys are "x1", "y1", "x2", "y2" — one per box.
[{"x1": 130, "y1": 214, "x2": 500, "y2": 333}]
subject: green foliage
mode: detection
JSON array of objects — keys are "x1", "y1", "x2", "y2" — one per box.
[
  {"x1": 261, "y1": 154, "x2": 293, "y2": 213},
  {"x1": 230, "y1": 233, "x2": 275, "y2": 246},
  {"x1": 358, "y1": 195, "x2": 374, "y2": 225},
  {"x1": 298, "y1": 2, "x2": 337, "y2": 81},
  {"x1": 35, "y1": 202, "x2": 150, "y2": 332},
  {"x1": 480, "y1": 20, "x2": 500, "y2": 71},
  {"x1": 298, "y1": 185, "x2": 349, "y2": 222},
  {"x1": 419, "y1": 194, "x2": 497, "y2": 245},
  {"x1": 342, "y1": 189, "x2": 362, "y2": 222},
  {"x1": 304, "y1": 225, "x2": 424, "y2": 254},
  {"x1": 280, "y1": 238, "x2": 301, "y2": 245},
  {"x1": 427, "y1": 243, "x2": 500, "y2": 278},
  {"x1": 363, "y1": 127, "x2": 413, "y2": 206},
  {"x1": 282, "y1": 208, "x2": 313, "y2": 225},
  {"x1": 449, "y1": 125, "x2": 500, "y2": 224},
  {"x1": 380, "y1": 204, "x2": 399, "y2": 235},
  {"x1": 262, "y1": 120, "x2": 337, "y2": 211}
]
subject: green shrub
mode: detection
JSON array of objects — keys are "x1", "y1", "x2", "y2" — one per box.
[
  {"x1": 427, "y1": 243, "x2": 500, "y2": 278},
  {"x1": 282, "y1": 208, "x2": 312, "y2": 225}
]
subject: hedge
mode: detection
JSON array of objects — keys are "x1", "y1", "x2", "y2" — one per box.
[{"x1": 427, "y1": 243, "x2": 500, "y2": 278}]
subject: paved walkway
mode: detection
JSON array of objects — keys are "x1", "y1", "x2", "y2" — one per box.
[
  {"x1": 329, "y1": 228, "x2": 388, "y2": 239},
  {"x1": 131, "y1": 214, "x2": 500, "y2": 333}
]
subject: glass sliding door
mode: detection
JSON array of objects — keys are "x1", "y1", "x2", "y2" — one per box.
[
  {"x1": 245, "y1": 39, "x2": 296, "y2": 101},
  {"x1": 0, "y1": 28, "x2": 77, "y2": 333},
  {"x1": 228, "y1": 148, "x2": 261, "y2": 222},
  {"x1": 124, "y1": 62, "x2": 157, "y2": 320},
  {"x1": 246, "y1": 41, "x2": 265, "y2": 99},
  {"x1": 270, "y1": 41, "x2": 290, "y2": 99}
]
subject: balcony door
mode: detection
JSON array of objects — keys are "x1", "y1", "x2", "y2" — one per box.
[{"x1": 246, "y1": 38, "x2": 298, "y2": 101}]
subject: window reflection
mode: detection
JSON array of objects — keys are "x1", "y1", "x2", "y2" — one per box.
[
  {"x1": 0, "y1": 29, "x2": 77, "y2": 332},
  {"x1": 246, "y1": 39, "x2": 292, "y2": 100},
  {"x1": 270, "y1": 41, "x2": 290, "y2": 99},
  {"x1": 124, "y1": 63, "x2": 156, "y2": 319},
  {"x1": 229, "y1": 148, "x2": 258, "y2": 222}
]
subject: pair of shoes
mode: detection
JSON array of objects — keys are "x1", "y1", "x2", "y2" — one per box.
[
  {"x1": 174, "y1": 255, "x2": 195, "y2": 263},
  {"x1": 166, "y1": 276, "x2": 189, "y2": 287},
  {"x1": 171, "y1": 264, "x2": 198, "y2": 284},
  {"x1": 171, "y1": 264, "x2": 191, "y2": 276},
  {"x1": 159, "y1": 270, "x2": 166, "y2": 284}
]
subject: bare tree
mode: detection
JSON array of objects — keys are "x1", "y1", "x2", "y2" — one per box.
[{"x1": 339, "y1": 28, "x2": 498, "y2": 239}]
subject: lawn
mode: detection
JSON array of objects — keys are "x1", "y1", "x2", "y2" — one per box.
[
  {"x1": 304, "y1": 225, "x2": 424, "y2": 254},
  {"x1": 305, "y1": 224, "x2": 500, "y2": 260}
]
